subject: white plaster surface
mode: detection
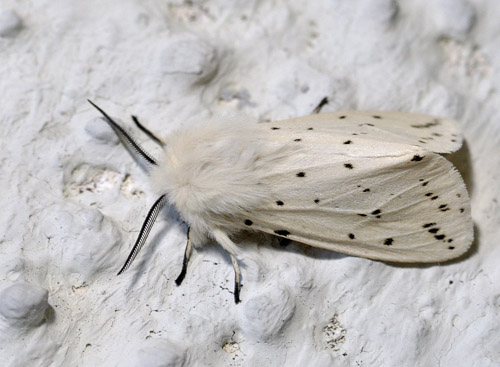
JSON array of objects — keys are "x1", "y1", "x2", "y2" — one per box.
[{"x1": 0, "y1": 1, "x2": 499, "y2": 366}]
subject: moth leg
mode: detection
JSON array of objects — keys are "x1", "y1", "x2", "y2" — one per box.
[
  {"x1": 211, "y1": 229, "x2": 243, "y2": 304},
  {"x1": 230, "y1": 254, "x2": 241, "y2": 304},
  {"x1": 312, "y1": 97, "x2": 329, "y2": 114},
  {"x1": 131, "y1": 115, "x2": 166, "y2": 147},
  {"x1": 175, "y1": 227, "x2": 192, "y2": 286}
]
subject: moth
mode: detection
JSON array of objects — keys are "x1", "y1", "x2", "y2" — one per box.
[{"x1": 88, "y1": 98, "x2": 473, "y2": 304}]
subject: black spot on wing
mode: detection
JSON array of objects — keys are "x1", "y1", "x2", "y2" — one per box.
[
  {"x1": 344, "y1": 163, "x2": 353, "y2": 169},
  {"x1": 348, "y1": 233, "x2": 355, "y2": 240},
  {"x1": 339, "y1": 115, "x2": 346, "y2": 119},
  {"x1": 371, "y1": 209, "x2": 381, "y2": 215},
  {"x1": 372, "y1": 115, "x2": 382, "y2": 119},
  {"x1": 411, "y1": 120, "x2": 440, "y2": 129},
  {"x1": 244, "y1": 219, "x2": 253, "y2": 226},
  {"x1": 294, "y1": 138, "x2": 302, "y2": 142},
  {"x1": 276, "y1": 200, "x2": 284, "y2": 206},
  {"x1": 439, "y1": 204, "x2": 450, "y2": 212},
  {"x1": 363, "y1": 188, "x2": 370, "y2": 192},
  {"x1": 307, "y1": 127, "x2": 313, "y2": 130},
  {"x1": 423, "y1": 223, "x2": 436, "y2": 228},
  {"x1": 271, "y1": 127, "x2": 280, "y2": 130},
  {"x1": 448, "y1": 246, "x2": 455, "y2": 250},
  {"x1": 435, "y1": 234, "x2": 446, "y2": 240},
  {"x1": 411, "y1": 155, "x2": 423, "y2": 162},
  {"x1": 422, "y1": 181, "x2": 429, "y2": 186},
  {"x1": 275, "y1": 230, "x2": 290, "y2": 237},
  {"x1": 343, "y1": 140, "x2": 352, "y2": 144},
  {"x1": 383, "y1": 238, "x2": 393, "y2": 246},
  {"x1": 314, "y1": 198, "x2": 320, "y2": 204},
  {"x1": 431, "y1": 196, "x2": 439, "y2": 200},
  {"x1": 428, "y1": 228, "x2": 439, "y2": 234},
  {"x1": 296, "y1": 172, "x2": 306, "y2": 177}
]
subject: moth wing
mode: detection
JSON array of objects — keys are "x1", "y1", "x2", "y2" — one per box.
[
  {"x1": 267, "y1": 110, "x2": 463, "y2": 154},
  {"x1": 230, "y1": 115, "x2": 472, "y2": 263}
]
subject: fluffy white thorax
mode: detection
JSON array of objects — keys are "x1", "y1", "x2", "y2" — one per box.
[{"x1": 150, "y1": 115, "x2": 293, "y2": 236}]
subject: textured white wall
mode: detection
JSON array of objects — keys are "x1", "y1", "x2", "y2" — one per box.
[{"x1": 0, "y1": 0, "x2": 499, "y2": 366}]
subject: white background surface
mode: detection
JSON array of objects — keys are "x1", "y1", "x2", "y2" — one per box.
[{"x1": 0, "y1": 1, "x2": 499, "y2": 366}]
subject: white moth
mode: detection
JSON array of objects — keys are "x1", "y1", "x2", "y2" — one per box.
[{"x1": 88, "y1": 99, "x2": 473, "y2": 304}]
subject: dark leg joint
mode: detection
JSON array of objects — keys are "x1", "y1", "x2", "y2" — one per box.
[
  {"x1": 230, "y1": 254, "x2": 241, "y2": 304},
  {"x1": 131, "y1": 115, "x2": 166, "y2": 147},
  {"x1": 312, "y1": 97, "x2": 329, "y2": 114},
  {"x1": 175, "y1": 227, "x2": 191, "y2": 286},
  {"x1": 234, "y1": 281, "x2": 241, "y2": 304},
  {"x1": 175, "y1": 267, "x2": 187, "y2": 286}
]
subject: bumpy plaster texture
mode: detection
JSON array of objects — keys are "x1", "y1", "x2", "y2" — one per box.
[{"x1": 0, "y1": 1, "x2": 499, "y2": 366}]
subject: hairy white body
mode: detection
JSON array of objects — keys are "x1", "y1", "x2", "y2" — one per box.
[{"x1": 150, "y1": 117, "x2": 294, "y2": 250}]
